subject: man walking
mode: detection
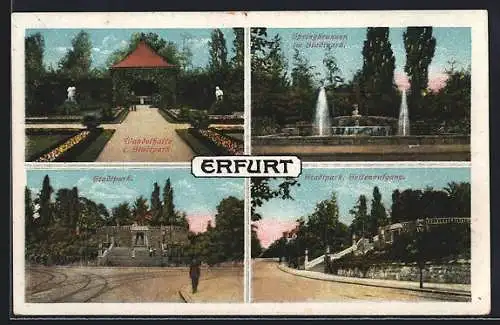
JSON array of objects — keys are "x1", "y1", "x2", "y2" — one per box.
[{"x1": 189, "y1": 257, "x2": 201, "y2": 294}]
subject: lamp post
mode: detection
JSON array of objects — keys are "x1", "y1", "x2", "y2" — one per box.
[
  {"x1": 161, "y1": 229, "x2": 166, "y2": 267},
  {"x1": 416, "y1": 219, "x2": 425, "y2": 289}
]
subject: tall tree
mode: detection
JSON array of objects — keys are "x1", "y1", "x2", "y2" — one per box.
[
  {"x1": 25, "y1": 33, "x2": 45, "y2": 114},
  {"x1": 231, "y1": 28, "x2": 244, "y2": 69},
  {"x1": 38, "y1": 175, "x2": 53, "y2": 227},
  {"x1": 323, "y1": 51, "x2": 341, "y2": 87},
  {"x1": 308, "y1": 192, "x2": 340, "y2": 252},
  {"x1": 214, "y1": 196, "x2": 245, "y2": 261},
  {"x1": 403, "y1": 27, "x2": 436, "y2": 120},
  {"x1": 369, "y1": 186, "x2": 388, "y2": 234},
  {"x1": 111, "y1": 202, "x2": 131, "y2": 226},
  {"x1": 58, "y1": 30, "x2": 93, "y2": 80},
  {"x1": 150, "y1": 182, "x2": 162, "y2": 225},
  {"x1": 25, "y1": 187, "x2": 36, "y2": 243},
  {"x1": 289, "y1": 48, "x2": 317, "y2": 122},
  {"x1": 162, "y1": 178, "x2": 175, "y2": 225},
  {"x1": 208, "y1": 28, "x2": 229, "y2": 85},
  {"x1": 349, "y1": 194, "x2": 368, "y2": 237},
  {"x1": 360, "y1": 27, "x2": 398, "y2": 116},
  {"x1": 445, "y1": 182, "x2": 471, "y2": 218},
  {"x1": 132, "y1": 196, "x2": 149, "y2": 224}
]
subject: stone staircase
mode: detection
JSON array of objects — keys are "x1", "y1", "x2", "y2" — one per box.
[
  {"x1": 102, "y1": 247, "x2": 165, "y2": 267},
  {"x1": 304, "y1": 238, "x2": 374, "y2": 272}
]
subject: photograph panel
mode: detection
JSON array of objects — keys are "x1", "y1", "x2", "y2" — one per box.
[
  {"x1": 252, "y1": 167, "x2": 473, "y2": 302},
  {"x1": 24, "y1": 27, "x2": 244, "y2": 162},
  {"x1": 251, "y1": 27, "x2": 471, "y2": 161},
  {"x1": 23, "y1": 168, "x2": 244, "y2": 303}
]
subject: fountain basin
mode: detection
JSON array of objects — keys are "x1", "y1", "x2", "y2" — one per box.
[{"x1": 251, "y1": 135, "x2": 471, "y2": 161}]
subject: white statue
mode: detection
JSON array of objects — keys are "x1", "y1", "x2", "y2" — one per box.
[
  {"x1": 67, "y1": 86, "x2": 76, "y2": 102},
  {"x1": 352, "y1": 104, "x2": 360, "y2": 117},
  {"x1": 215, "y1": 86, "x2": 224, "y2": 102}
]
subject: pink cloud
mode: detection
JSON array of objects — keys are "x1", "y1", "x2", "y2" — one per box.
[
  {"x1": 394, "y1": 72, "x2": 449, "y2": 92},
  {"x1": 187, "y1": 214, "x2": 214, "y2": 233},
  {"x1": 254, "y1": 218, "x2": 298, "y2": 248}
]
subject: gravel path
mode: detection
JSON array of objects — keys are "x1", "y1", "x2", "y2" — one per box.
[
  {"x1": 26, "y1": 265, "x2": 242, "y2": 303},
  {"x1": 95, "y1": 107, "x2": 194, "y2": 162},
  {"x1": 251, "y1": 260, "x2": 468, "y2": 302}
]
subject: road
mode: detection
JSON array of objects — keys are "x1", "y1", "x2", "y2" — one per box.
[
  {"x1": 251, "y1": 260, "x2": 468, "y2": 302},
  {"x1": 26, "y1": 265, "x2": 242, "y2": 303},
  {"x1": 96, "y1": 107, "x2": 194, "y2": 162}
]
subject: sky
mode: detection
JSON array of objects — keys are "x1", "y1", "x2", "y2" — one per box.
[
  {"x1": 266, "y1": 27, "x2": 471, "y2": 91},
  {"x1": 26, "y1": 168, "x2": 244, "y2": 233},
  {"x1": 26, "y1": 28, "x2": 238, "y2": 70},
  {"x1": 254, "y1": 167, "x2": 470, "y2": 248}
]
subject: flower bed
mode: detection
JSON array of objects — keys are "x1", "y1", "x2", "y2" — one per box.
[
  {"x1": 191, "y1": 128, "x2": 243, "y2": 155},
  {"x1": 34, "y1": 130, "x2": 92, "y2": 162},
  {"x1": 26, "y1": 129, "x2": 80, "y2": 162}
]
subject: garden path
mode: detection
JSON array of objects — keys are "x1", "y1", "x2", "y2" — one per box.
[{"x1": 96, "y1": 107, "x2": 194, "y2": 162}]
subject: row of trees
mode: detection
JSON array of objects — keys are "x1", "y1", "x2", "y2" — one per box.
[
  {"x1": 261, "y1": 181, "x2": 471, "y2": 262},
  {"x1": 108, "y1": 179, "x2": 188, "y2": 228},
  {"x1": 25, "y1": 176, "x2": 109, "y2": 263},
  {"x1": 25, "y1": 175, "x2": 245, "y2": 265},
  {"x1": 251, "y1": 27, "x2": 470, "y2": 135},
  {"x1": 25, "y1": 28, "x2": 244, "y2": 115}
]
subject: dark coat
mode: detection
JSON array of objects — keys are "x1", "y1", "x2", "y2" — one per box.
[{"x1": 189, "y1": 260, "x2": 201, "y2": 278}]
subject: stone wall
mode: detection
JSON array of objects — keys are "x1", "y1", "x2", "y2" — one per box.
[
  {"x1": 95, "y1": 226, "x2": 189, "y2": 249},
  {"x1": 334, "y1": 261, "x2": 470, "y2": 284}
]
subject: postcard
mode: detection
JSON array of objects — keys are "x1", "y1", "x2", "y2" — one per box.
[
  {"x1": 250, "y1": 26, "x2": 474, "y2": 161},
  {"x1": 22, "y1": 26, "x2": 244, "y2": 162},
  {"x1": 11, "y1": 10, "x2": 489, "y2": 317}
]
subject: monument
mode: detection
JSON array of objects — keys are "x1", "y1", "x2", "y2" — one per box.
[
  {"x1": 215, "y1": 86, "x2": 224, "y2": 102},
  {"x1": 67, "y1": 86, "x2": 76, "y2": 102}
]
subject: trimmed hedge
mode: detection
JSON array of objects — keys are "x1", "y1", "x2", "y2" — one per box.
[{"x1": 175, "y1": 129, "x2": 214, "y2": 155}]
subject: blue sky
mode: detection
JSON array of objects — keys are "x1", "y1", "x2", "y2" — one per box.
[
  {"x1": 267, "y1": 27, "x2": 471, "y2": 84},
  {"x1": 257, "y1": 167, "x2": 470, "y2": 226},
  {"x1": 26, "y1": 168, "x2": 244, "y2": 218},
  {"x1": 26, "y1": 28, "x2": 238, "y2": 70}
]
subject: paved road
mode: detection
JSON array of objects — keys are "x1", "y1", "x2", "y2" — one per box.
[
  {"x1": 96, "y1": 107, "x2": 194, "y2": 162},
  {"x1": 26, "y1": 266, "x2": 241, "y2": 303},
  {"x1": 251, "y1": 260, "x2": 467, "y2": 302}
]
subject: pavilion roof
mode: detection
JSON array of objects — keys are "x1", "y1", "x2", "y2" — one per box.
[{"x1": 111, "y1": 41, "x2": 176, "y2": 69}]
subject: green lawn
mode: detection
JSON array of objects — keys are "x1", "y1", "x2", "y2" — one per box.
[
  {"x1": 26, "y1": 134, "x2": 74, "y2": 160},
  {"x1": 69, "y1": 129, "x2": 116, "y2": 162}
]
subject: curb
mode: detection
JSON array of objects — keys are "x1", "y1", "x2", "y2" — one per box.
[
  {"x1": 178, "y1": 288, "x2": 193, "y2": 303},
  {"x1": 278, "y1": 264, "x2": 471, "y2": 298}
]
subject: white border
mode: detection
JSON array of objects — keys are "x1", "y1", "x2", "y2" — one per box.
[{"x1": 12, "y1": 10, "x2": 489, "y2": 316}]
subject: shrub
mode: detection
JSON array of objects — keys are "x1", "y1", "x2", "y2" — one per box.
[
  {"x1": 101, "y1": 106, "x2": 114, "y2": 121},
  {"x1": 179, "y1": 107, "x2": 191, "y2": 120},
  {"x1": 188, "y1": 110, "x2": 210, "y2": 130},
  {"x1": 82, "y1": 114, "x2": 100, "y2": 129},
  {"x1": 56, "y1": 101, "x2": 80, "y2": 115},
  {"x1": 79, "y1": 99, "x2": 110, "y2": 112}
]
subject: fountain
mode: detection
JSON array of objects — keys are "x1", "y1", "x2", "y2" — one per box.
[
  {"x1": 314, "y1": 86, "x2": 331, "y2": 136},
  {"x1": 398, "y1": 89, "x2": 410, "y2": 136}
]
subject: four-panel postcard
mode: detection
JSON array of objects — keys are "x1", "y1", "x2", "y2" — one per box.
[{"x1": 11, "y1": 10, "x2": 490, "y2": 317}]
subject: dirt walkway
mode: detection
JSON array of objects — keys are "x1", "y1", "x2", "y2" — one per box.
[
  {"x1": 252, "y1": 260, "x2": 467, "y2": 302},
  {"x1": 96, "y1": 107, "x2": 194, "y2": 162}
]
